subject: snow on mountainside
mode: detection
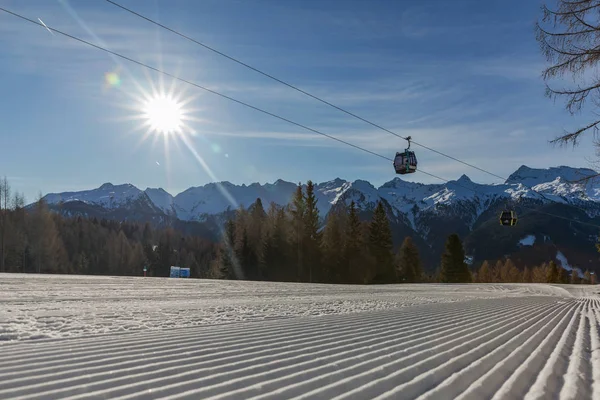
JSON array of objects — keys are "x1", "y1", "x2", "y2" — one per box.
[
  {"x1": 39, "y1": 165, "x2": 600, "y2": 223},
  {"x1": 43, "y1": 183, "x2": 144, "y2": 209},
  {"x1": 337, "y1": 179, "x2": 381, "y2": 210},
  {"x1": 144, "y1": 188, "x2": 175, "y2": 215},
  {"x1": 172, "y1": 178, "x2": 353, "y2": 221},
  {"x1": 506, "y1": 165, "x2": 597, "y2": 187},
  {"x1": 507, "y1": 165, "x2": 599, "y2": 199},
  {"x1": 173, "y1": 180, "x2": 299, "y2": 221}
]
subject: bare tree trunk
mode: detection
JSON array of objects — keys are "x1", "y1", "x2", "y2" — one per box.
[
  {"x1": 0, "y1": 177, "x2": 9, "y2": 272},
  {"x1": 0, "y1": 178, "x2": 3, "y2": 273}
]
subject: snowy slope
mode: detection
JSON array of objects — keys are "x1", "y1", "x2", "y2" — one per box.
[
  {"x1": 144, "y1": 187, "x2": 175, "y2": 215},
  {"x1": 1, "y1": 274, "x2": 598, "y2": 399},
  {"x1": 173, "y1": 180, "x2": 299, "y2": 220},
  {"x1": 314, "y1": 178, "x2": 353, "y2": 215},
  {"x1": 336, "y1": 179, "x2": 381, "y2": 210}
]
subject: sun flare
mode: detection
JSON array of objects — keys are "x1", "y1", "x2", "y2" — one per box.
[
  {"x1": 120, "y1": 77, "x2": 204, "y2": 151},
  {"x1": 142, "y1": 94, "x2": 183, "y2": 135}
]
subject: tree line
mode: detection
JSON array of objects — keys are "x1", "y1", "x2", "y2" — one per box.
[
  {"x1": 1, "y1": 177, "x2": 593, "y2": 284},
  {"x1": 210, "y1": 180, "x2": 473, "y2": 284},
  {"x1": 0, "y1": 177, "x2": 215, "y2": 277},
  {"x1": 472, "y1": 258, "x2": 596, "y2": 284}
]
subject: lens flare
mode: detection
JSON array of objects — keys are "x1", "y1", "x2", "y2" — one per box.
[
  {"x1": 211, "y1": 143, "x2": 221, "y2": 153},
  {"x1": 105, "y1": 72, "x2": 121, "y2": 87}
]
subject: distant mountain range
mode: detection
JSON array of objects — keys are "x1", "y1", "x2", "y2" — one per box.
[{"x1": 37, "y1": 165, "x2": 600, "y2": 273}]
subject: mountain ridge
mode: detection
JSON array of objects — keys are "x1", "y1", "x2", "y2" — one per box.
[
  {"x1": 36, "y1": 165, "x2": 600, "y2": 273},
  {"x1": 37, "y1": 165, "x2": 600, "y2": 224}
]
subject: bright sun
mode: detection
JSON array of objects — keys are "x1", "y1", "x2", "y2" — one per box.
[{"x1": 142, "y1": 95, "x2": 183, "y2": 134}]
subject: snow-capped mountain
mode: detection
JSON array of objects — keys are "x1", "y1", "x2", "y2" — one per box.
[
  {"x1": 505, "y1": 165, "x2": 600, "y2": 206},
  {"x1": 144, "y1": 188, "x2": 176, "y2": 216},
  {"x1": 506, "y1": 165, "x2": 597, "y2": 187},
  {"x1": 43, "y1": 183, "x2": 146, "y2": 209},
  {"x1": 39, "y1": 165, "x2": 600, "y2": 224},
  {"x1": 37, "y1": 164, "x2": 600, "y2": 272}
]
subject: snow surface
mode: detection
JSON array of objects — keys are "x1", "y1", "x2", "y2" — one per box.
[{"x1": 2, "y1": 274, "x2": 600, "y2": 399}]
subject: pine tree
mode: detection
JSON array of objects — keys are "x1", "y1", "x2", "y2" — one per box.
[
  {"x1": 74, "y1": 252, "x2": 90, "y2": 274},
  {"x1": 130, "y1": 242, "x2": 147, "y2": 276},
  {"x1": 213, "y1": 219, "x2": 237, "y2": 279},
  {"x1": 142, "y1": 222, "x2": 153, "y2": 246},
  {"x1": 156, "y1": 230, "x2": 175, "y2": 277},
  {"x1": 248, "y1": 198, "x2": 266, "y2": 266},
  {"x1": 303, "y1": 181, "x2": 321, "y2": 283},
  {"x1": 559, "y1": 267, "x2": 570, "y2": 284},
  {"x1": 261, "y1": 228, "x2": 276, "y2": 281},
  {"x1": 258, "y1": 203, "x2": 282, "y2": 281},
  {"x1": 27, "y1": 198, "x2": 69, "y2": 274},
  {"x1": 271, "y1": 207, "x2": 290, "y2": 281},
  {"x1": 478, "y1": 261, "x2": 492, "y2": 283},
  {"x1": 440, "y1": 234, "x2": 472, "y2": 283},
  {"x1": 143, "y1": 243, "x2": 158, "y2": 276},
  {"x1": 344, "y1": 201, "x2": 365, "y2": 284},
  {"x1": 503, "y1": 259, "x2": 520, "y2": 283},
  {"x1": 584, "y1": 270, "x2": 592, "y2": 284},
  {"x1": 570, "y1": 269, "x2": 580, "y2": 284},
  {"x1": 243, "y1": 198, "x2": 266, "y2": 280},
  {"x1": 289, "y1": 183, "x2": 306, "y2": 282},
  {"x1": 493, "y1": 260, "x2": 504, "y2": 283},
  {"x1": 237, "y1": 227, "x2": 258, "y2": 280},
  {"x1": 532, "y1": 264, "x2": 546, "y2": 283},
  {"x1": 368, "y1": 201, "x2": 395, "y2": 283},
  {"x1": 210, "y1": 251, "x2": 226, "y2": 279},
  {"x1": 113, "y1": 230, "x2": 133, "y2": 275},
  {"x1": 547, "y1": 261, "x2": 559, "y2": 283},
  {"x1": 396, "y1": 236, "x2": 421, "y2": 283},
  {"x1": 321, "y1": 209, "x2": 344, "y2": 283},
  {"x1": 499, "y1": 260, "x2": 510, "y2": 283},
  {"x1": 523, "y1": 266, "x2": 533, "y2": 283}
]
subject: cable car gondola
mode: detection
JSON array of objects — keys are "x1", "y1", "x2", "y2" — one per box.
[
  {"x1": 499, "y1": 210, "x2": 518, "y2": 226},
  {"x1": 394, "y1": 136, "x2": 417, "y2": 175}
]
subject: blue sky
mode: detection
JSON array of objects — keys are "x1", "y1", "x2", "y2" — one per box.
[{"x1": 0, "y1": 0, "x2": 597, "y2": 202}]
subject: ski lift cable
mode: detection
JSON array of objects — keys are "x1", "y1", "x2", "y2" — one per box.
[
  {"x1": 103, "y1": 0, "x2": 575, "y2": 206},
  {"x1": 2, "y1": 7, "x2": 600, "y2": 231}
]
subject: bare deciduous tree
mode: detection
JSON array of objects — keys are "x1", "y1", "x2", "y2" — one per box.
[
  {"x1": 536, "y1": 0, "x2": 600, "y2": 180},
  {"x1": 0, "y1": 176, "x2": 10, "y2": 272}
]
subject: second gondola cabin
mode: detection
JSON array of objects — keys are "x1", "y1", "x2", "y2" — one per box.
[
  {"x1": 394, "y1": 150, "x2": 417, "y2": 174},
  {"x1": 499, "y1": 210, "x2": 518, "y2": 226}
]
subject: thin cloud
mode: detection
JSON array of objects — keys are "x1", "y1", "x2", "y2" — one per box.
[
  {"x1": 399, "y1": 3, "x2": 528, "y2": 39},
  {"x1": 470, "y1": 57, "x2": 546, "y2": 81},
  {"x1": 0, "y1": 6, "x2": 220, "y2": 86},
  {"x1": 201, "y1": 130, "x2": 325, "y2": 141}
]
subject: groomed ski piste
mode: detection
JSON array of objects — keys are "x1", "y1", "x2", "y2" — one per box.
[{"x1": 1, "y1": 273, "x2": 600, "y2": 399}]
